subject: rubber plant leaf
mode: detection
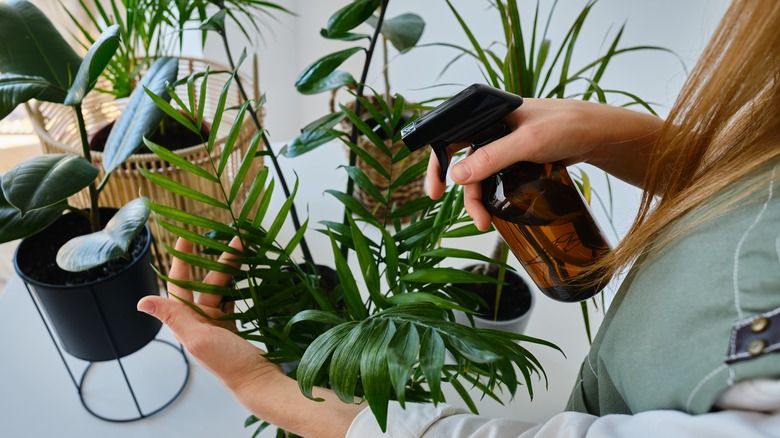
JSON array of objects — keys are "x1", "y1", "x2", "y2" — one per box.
[
  {"x1": 0, "y1": 0, "x2": 82, "y2": 103},
  {"x1": 101, "y1": 56, "x2": 179, "y2": 180},
  {"x1": 56, "y1": 197, "x2": 151, "y2": 272},
  {"x1": 0, "y1": 187, "x2": 65, "y2": 243},
  {"x1": 1, "y1": 154, "x2": 97, "y2": 216},
  {"x1": 323, "y1": 0, "x2": 380, "y2": 37},
  {"x1": 367, "y1": 13, "x2": 425, "y2": 53},
  {"x1": 295, "y1": 48, "x2": 362, "y2": 94},
  {"x1": 64, "y1": 24, "x2": 121, "y2": 106},
  {"x1": 0, "y1": 74, "x2": 49, "y2": 120}
]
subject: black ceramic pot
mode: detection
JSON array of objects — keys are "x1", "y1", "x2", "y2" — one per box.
[
  {"x1": 14, "y1": 209, "x2": 161, "y2": 362},
  {"x1": 454, "y1": 264, "x2": 535, "y2": 333}
]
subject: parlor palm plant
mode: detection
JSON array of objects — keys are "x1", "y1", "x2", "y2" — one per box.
[{"x1": 142, "y1": 66, "x2": 561, "y2": 433}]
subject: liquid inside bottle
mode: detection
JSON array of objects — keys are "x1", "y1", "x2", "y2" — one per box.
[{"x1": 483, "y1": 162, "x2": 611, "y2": 302}]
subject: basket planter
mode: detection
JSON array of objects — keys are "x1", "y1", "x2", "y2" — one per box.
[
  {"x1": 26, "y1": 57, "x2": 262, "y2": 275},
  {"x1": 14, "y1": 209, "x2": 161, "y2": 361},
  {"x1": 338, "y1": 96, "x2": 427, "y2": 221}
]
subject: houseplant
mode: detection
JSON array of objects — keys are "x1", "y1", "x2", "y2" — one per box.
[
  {"x1": 0, "y1": 0, "x2": 173, "y2": 361},
  {"x1": 288, "y1": 0, "x2": 429, "y2": 221},
  {"x1": 142, "y1": 64, "x2": 562, "y2": 433},
  {"x1": 440, "y1": 0, "x2": 673, "y2": 341}
]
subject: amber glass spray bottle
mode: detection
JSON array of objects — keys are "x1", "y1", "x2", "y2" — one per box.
[{"x1": 402, "y1": 84, "x2": 611, "y2": 302}]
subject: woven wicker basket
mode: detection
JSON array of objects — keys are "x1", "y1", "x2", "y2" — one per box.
[
  {"x1": 336, "y1": 96, "x2": 427, "y2": 221},
  {"x1": 27, "y1": 58, "x2": 262, "y2": 276}
]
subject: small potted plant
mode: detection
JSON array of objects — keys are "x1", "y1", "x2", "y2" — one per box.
[{"x1": 0, "y1": 0, "x2": 175, "y2": 361}]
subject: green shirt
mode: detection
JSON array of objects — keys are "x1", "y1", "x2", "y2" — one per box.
[{"x1": 567, "y1": 168, "x2": 780, "y2": 415}]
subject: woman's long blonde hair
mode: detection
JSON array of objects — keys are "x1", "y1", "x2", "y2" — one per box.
[{"x1": 594, "y1": 0, "x2": 780, "y2": 284}]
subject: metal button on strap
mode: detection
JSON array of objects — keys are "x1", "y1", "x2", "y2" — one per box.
[
  {"x1": 725, "y1": 307, "x2": 780, "y2": 364},
  {"x1": 747, "y1": 339, "x2": 767, "y2": 356},
  {"x1": 750, "y1": 317, "x2": 769, "y2": 333}
]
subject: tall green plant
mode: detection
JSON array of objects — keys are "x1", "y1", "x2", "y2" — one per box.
[
  {"x1": 142, "y1": 68, "x2": 561, "y2": 433},
  {"x1": 0, "y1": 0, "x2": 178, "y2": 271},
  {"x1": 442, "y1": 0, "x2": 677, "y2": 341}
]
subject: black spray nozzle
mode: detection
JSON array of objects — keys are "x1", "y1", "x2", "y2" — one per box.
[{"x1": 401, "y1": 84, "x2": 523, "y2": 182}]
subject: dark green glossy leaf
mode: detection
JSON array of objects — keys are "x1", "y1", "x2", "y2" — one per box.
[
  {"x1": 102, "y1": 57, "x2": 179, "y2": 178},
  {"x1": 324, "y1": 0, "x2": 380, "y2": 37},
  {"x1": 56, "y1": 197, "x2": 150, "y2": 271},
  {"x1": 0, "y1": 193, "x2": 64, "y2": 243},
  {"x1": 284, "y1": 112, "x2": 345, "y2": 157},
  {"x1": 296, "y1": 70, "x2": 356, "y2": 95},
  {"x1": 0, "y1": 74, "x2": 49, "y2": 120},
  {"x1": 64, "y1": 24, "x2": 120, "y2": 106},
  {"x1": 0, "y1": 0, "x2": 82, "y2": 102},
  {"x1": 319, "y1": 28, "x2": 369, "y2": 42},
  {"x1": 295, "y1": 48, "x2": 362, "y2": 94},
  {"x1": 2, "y1": 154, "x2": 97, "y2": 216}
]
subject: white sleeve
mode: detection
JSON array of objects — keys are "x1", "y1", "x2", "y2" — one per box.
[{"x1": 346, "y1": 378, "x2": 780, "y2": 437}]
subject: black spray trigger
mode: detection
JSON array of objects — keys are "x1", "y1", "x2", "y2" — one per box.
[{"x1": 432, "y1": 141, "x2": 450, "y2": 183}]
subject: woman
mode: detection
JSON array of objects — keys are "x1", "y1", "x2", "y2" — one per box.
[{"x1": 138, "y1": 1, "x2": 780, "y2": 436}]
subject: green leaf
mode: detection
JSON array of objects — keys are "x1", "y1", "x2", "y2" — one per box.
[
  {"x1": 144, "y1": 85, "x2": 200, "y2": 135},
  {"x1": 447, "y1": 333, "x2": 501, "y2": 363},
  {"x1": 296, "y1": 70, "x2": 356, "y2": 96},
  {"x1": 386, "y1": 293, "x2": 470, "y2": 312},
  {"x1": 64, "y1": 24, "x2": 120, "y2": 106},
  {"x1": 137, "y1": 167, "x2": 227, "y2": 209},
  {"x1": 379, "y1": 226, "x2": 399, "y2": 290},
  {"x1": 361, "y1": 319, "x2": 395, "y2": 431},
  {"x1": 285, "y1": 309, "x2": 345, "y2": 335},
  {"x1": 0, "y1": 193, "x2": 65, "y2": 244},
  {"x1": 343, "y1": 166, "x2": 387, "y2": 206},
  {"x1": 101, "y1": 57, "x2": 179, "y2": 179},
  {"x1": 420, "y1": 248, "x2": 513, "y2": 269},
  {"x1": 328, "y1": 230, "x2": 368, "y2": 320},
  {"x1": 0, "y1": 74, "x2": 49, "y2": 120},
  {"x1": 298, "y1": 322, "x2": 358, "y2": 399},
  {"x1": 295, "y1": 48, "x2": 363, "y2": 94},
  {"x1": 386, "y1": 321, "x2": 419, "y2": 407},
  {"x1": 402, "y1": 267, "x2": 504, "y2": 285},
  {"x1": 284, "y1": 112, "x2": 346, "y2": 157},
  {"x1": 142, "y1": 137, "x2": 219, "y2": 183},
  {"x1": 0, "y1": 0, "x2": 82, "y2": 102},
  {"x1": 347, "y1": 214, "x2": 387, "y2": 307},
  {"x1": 229, "y1": 131, "x2": 262, "y2": 204},
  {"x1": 323, "y1": 0, "x2": 380, "y2": 37},
  {"x1": 420, "y1": 328, "x2": 445, "y2": 402},
  {"x1": 329, "y1": 321, "x2": 373, "y2": 403},
  {"x1": 373, "y1": 13, "x2": 425, "y2": 53},
  {"x1": 200, "y1": 9, "x2": 227, "y2": 32},
  {"x1": 1, "y1": 154, "x2": 97, "y2": 216},
  {"x1": 441, "y1": 223, "x2": 485, "y2": 238},
  {"x1": 56, "y1": 197, "x2": 150, "y2": 272}
]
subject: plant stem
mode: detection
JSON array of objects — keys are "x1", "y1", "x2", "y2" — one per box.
[
  {"x1": 74, "y1": 104, "x2": 101, "y2": 232},
  {"x1": 340, "y1": 0, "x2": 390, "y2": 257},
  {"x1": 383, "y1": 36, "x2": 391, "y2": 103},
  {"x1": 218, "y1": 28, "x2": 314, "y2": 264}
]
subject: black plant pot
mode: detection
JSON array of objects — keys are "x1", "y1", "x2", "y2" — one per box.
[
  {"x1": 14, "y1": 209, "x2": 162, "y2": 362},
  {"x1": 454, "y1": 264, "x2": 535, "y2": 333}
]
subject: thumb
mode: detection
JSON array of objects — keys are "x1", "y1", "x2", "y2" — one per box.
[{"x1": 137, "y1": 295, "x2": 195, "y2": 336}]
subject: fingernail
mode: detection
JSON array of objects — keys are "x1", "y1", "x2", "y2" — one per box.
[
  {"x1": 451, "y1": 162, "x2": 472, "y2": 182},
  {"x1": 137, "y1": 300, "x2": 156, "y2": 315}
]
